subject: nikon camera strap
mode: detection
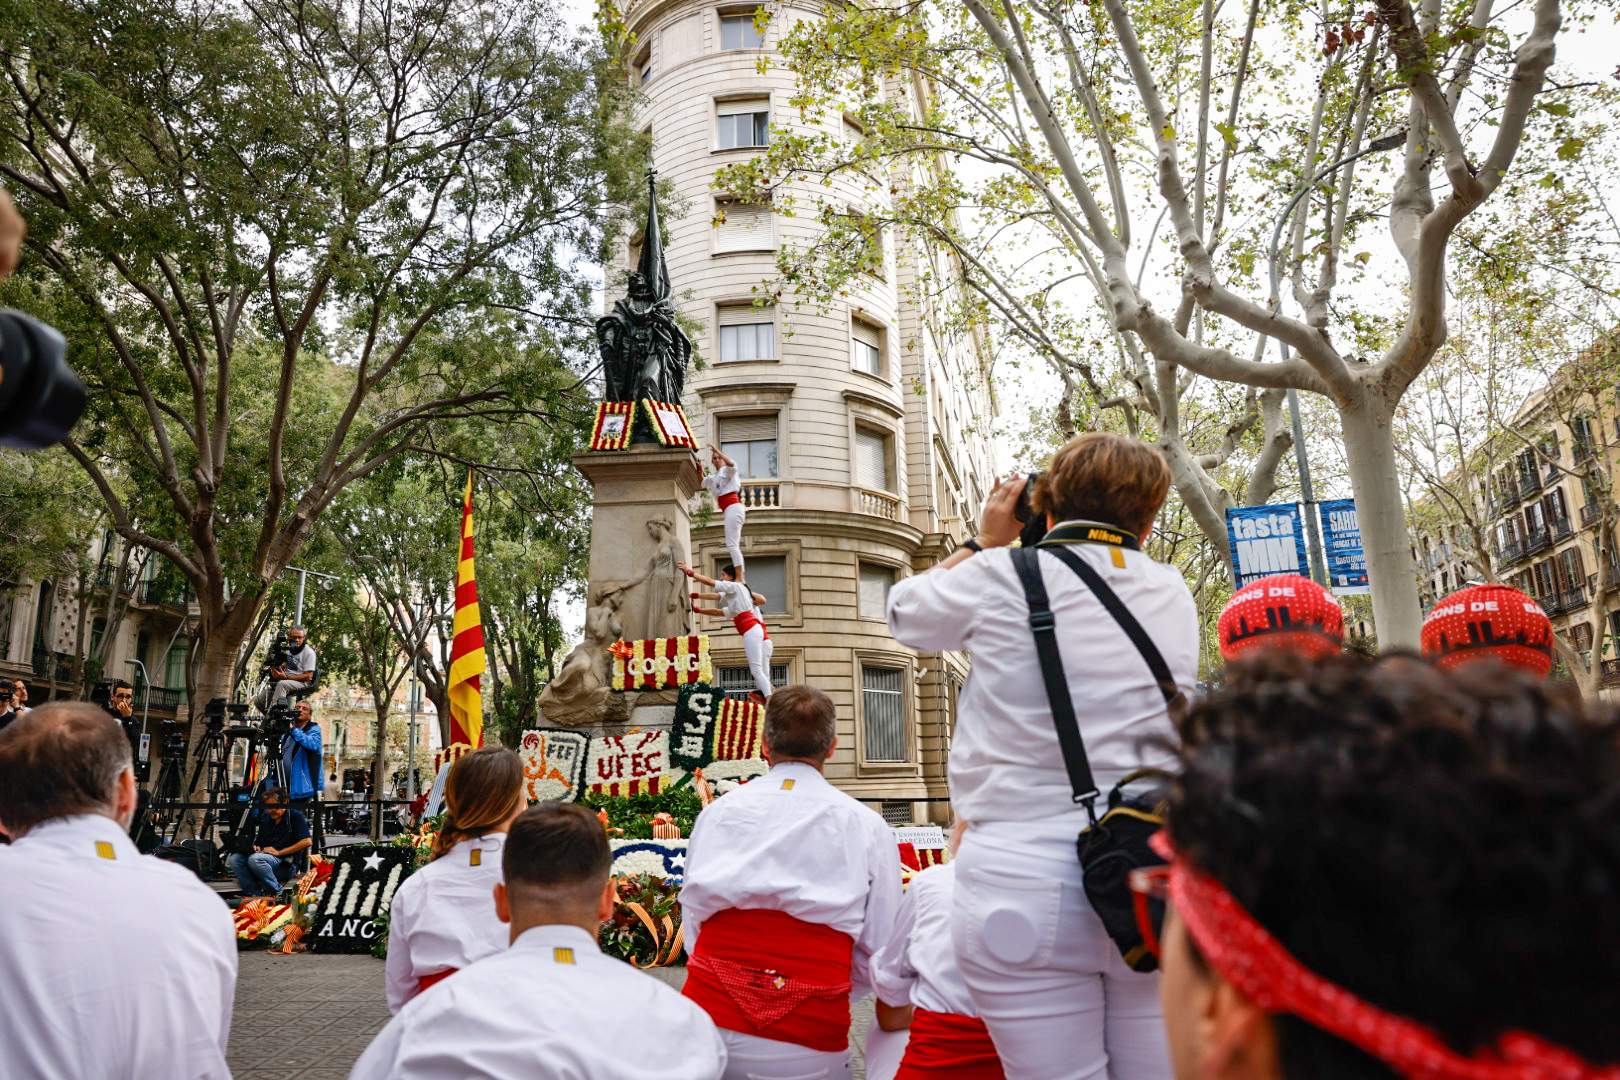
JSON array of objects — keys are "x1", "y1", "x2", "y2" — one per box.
[{"x1": 1011, "y1": 545, "x2": 1184, "y2": 822}]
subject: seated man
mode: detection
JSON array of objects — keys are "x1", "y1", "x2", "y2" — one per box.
[
  {"x1": 254, "y1": 626, "x2": 317, "y2": 712},
  {"x1": 0, "y1": 702, "x2": 237, "y2": 1078},
  {"x1": 680, "y1": 684, "x2": 903, "y2": 1079},
  {"x1": 351, "y1": 801, "x2": 727, "y2": 1079},
  {"x1": 1149, "y1": 653, "x2": 1619, "y2": 1079},
  {"x1": 230, "y1": 786, "x2": 312, "y2": 898}
]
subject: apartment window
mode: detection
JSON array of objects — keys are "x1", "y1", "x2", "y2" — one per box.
[
  {"x1": 1532, "y1": 560, "x2": 1557, "y2": 598},
  {"x1": 852, "y1": 319, "x2": 883, "y2": 376},
  {"x1": 1559, "y1": 546, "x2": 1585, "y2": 592},
  {"x1": 633, "y1": 45, "x2": 654, "y2": 85},
  {"x1": 719, "y1": 12, "x2": 765, "y2": 49},
  {"x1": 717, "y1": 663, "x2": 789, "y2": 701},
  {"x1": 1571, "y1": 622, "x2": 1594, "y2": 657},
  {"x1": 858, "y1": 563, "x2": 895, "y2": 620},
  {"x1": 718, "y1": 414, "x2": 778, "y2": 477},
  {"x1": 714, "y1": 198, "x2": 773, "y2": 253},
  {"x1": 164, "y1": 639, "x2": 189, "y2": 688},
  {"x1": 861, "y1": 664, "x2": 907, "y2": 762},
  {"x1": 717, "y1": 303, "x2": 775, "y2": 361},
  {"x1": 853, "y1": 425, "x2": 894, "y2": 492},
  {"x1": 1546, "y1": 487, "x2": 1570, "y2": 529},
  {"x1": 843, "y1": 117, "x2": 865, "y2": 145},
  {"x1": 1524, "y1": 501, "x2": 1547, "y2": 535},
  {"x1": 716, "y1": 100, "x2": 769, "y2": 149},
  {"x1": 738, "y1": 555, "x2": 786, "y2": 614}
]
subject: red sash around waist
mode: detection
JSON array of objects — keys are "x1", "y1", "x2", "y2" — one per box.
[
  {"x1": 895, "y1": 1009, "x2": 1005, "y2": 1079},
  {"x1": 717, "y1": 490, "x2": 742, "y2": 510},
  {"x1": 733, "y1": 611, "x2": 768, "y2": 639},
  {"x1": 416, "y1": 967, "x2": 458, "y2": 996},
  {"x1": 683, "y1": 909, "x2": 854, "y2": 1052}
]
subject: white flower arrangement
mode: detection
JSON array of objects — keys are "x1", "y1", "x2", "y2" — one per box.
[
  {"x1": 610, "y1": 839, "x2": 689, "y2": 882},
  {"x1": 379, "y1": 864, "x2": 403, "y2": 910}
]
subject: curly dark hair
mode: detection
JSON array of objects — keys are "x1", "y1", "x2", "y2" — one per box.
[{"x1": 1168, "y1": 652, "x2": 1620, "y2": 1077}]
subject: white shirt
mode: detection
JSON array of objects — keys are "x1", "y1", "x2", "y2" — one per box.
[
  {"x1": 887, "y1": 538, "x2": 1198, "y2": 824},
  {"x1": 351, "y1": 924, "x2": 727, "y2": 1080},
  {"x1": 870, "y1": 863, "x2": 974, "y2": 1016},
  {"x1": 680, "y1": 762, "x2": 904, "y2": 996},
  {"x1": 0, "y1": 814, "x2": 238, "y2": 1079},
  {"x1": 384, "y1": 833, "x2": 509, "y2": 1013},
  {"x1": 713, "y1": 578, "x2": 759, "y2": 622},
  {"x1": 703, "y1": 463, "x2": 741, "y2": 498}
]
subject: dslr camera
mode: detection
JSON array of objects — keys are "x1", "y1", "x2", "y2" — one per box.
[
  {"x1": 261, "y1": 700, "x2": 297, "y2": 742},
  {"x1": 0, "y1": 309, "x2": 85, "y2": 450},
  {"x1": 1014, "y1": 471, "x2": 1049, "y2": 547}
]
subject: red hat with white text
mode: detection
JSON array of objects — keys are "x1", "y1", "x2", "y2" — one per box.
[
  {"x1": 1218, "y1": 574, "x2": 1344, "y2": 661},
  {"x1": 1421, "y1": 583, "x2": 1553, "y2": 678}
]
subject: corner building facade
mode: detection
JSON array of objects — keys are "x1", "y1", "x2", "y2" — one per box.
[{"x1": 623, "y1": 0, "x2": 998, "y2": 818}]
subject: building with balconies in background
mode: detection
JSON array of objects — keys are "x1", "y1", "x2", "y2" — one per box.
[{"x1": 621, "y1": 0, "x2": 998, "y2": 821}]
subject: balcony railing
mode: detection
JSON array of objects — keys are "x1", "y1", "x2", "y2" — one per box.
[
  {"x1": 29, "y1": 648, "x2": 75, "y2": 684},
  {"x1": 1524, "y1": 525, "x2": 1552, "y2": 555},
  {"x1": 739, "y1": 481, "x2": 781, "y2": 509},
  {"x1": 137, "y1": 578, "x2": 193, "y2": 607},
  {"x1": 1603, "y1": 659, "x2": 1620, "y2": 687},
  {"x1": 1501, "y1": 539, "x2": 1526, "y2": 566},
  {"x1": 854, "y1": 487, "x2": 902, "y2": 521},
  {"x1": 133, "y1": 685, "x2": 184, "y2": 711},
  {"x1": 1520, "y1": 469, "x2": 1543, "y2": 495},
  {"x1": 1582, "y1": 502, "x2": 1602, "y2": 529},
  {"x1": 93, "y1": 567, "x2": 134, "y2": 593},
  {"x1": 1559, "y1": 586, "x2": 1590, "y2": 614},
  {"x1": 1550, "y1": 514, "x2": 1574, "y2": 542}
]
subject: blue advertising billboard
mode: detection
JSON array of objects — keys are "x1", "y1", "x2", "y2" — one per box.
[
  {"x1": 1317, "y1": 498, "x2": 1370, "y2": 595},
  {"x1": 1224, "y1": 504, "x2": 1309, "y2": 589}
]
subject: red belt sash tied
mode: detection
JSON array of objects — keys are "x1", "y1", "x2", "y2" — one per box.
[
  {"x1": 416, "y1": 967, "x2": 458, "y2": 996},
  {"x1": 684, "y1": 909, "x2": 854, "y2": 1052},
  {"x1": 733, "y1": 611, "x2": 769, "y2": 639},
  {"x1": 717, "y1": 490, "x2": 742, "y2": 510},
  {"x1": 896, "y1": 1009, "x2": 1005, "y2": 1079}
]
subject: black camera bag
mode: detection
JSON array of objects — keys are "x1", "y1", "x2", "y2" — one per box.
[{"x1": 1010, "y1": 544, "x2": 1184, "y2": 974}]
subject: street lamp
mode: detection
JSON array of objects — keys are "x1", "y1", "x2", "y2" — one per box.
[
  {"x1": 282, "y1": 565, "x2": 341, "y2": 625},
  {"x1": 1266, "y1": 129, "x2": 1408, "y2": 585}
]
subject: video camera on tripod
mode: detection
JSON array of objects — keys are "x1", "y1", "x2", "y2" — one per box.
[{"x1": 260, "y1": 628, "x2": 296, "y2": 681}]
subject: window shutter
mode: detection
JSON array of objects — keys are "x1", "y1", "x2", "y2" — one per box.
[
  {"x1": 858, "y1": 564, "x2": 894, "y2": 619},
  {"x1": 716, "y1": 202, "x2": 772, "y2": 253},
  {"x1": 854, "y1": 428, "x2": 891, "y2": 490},
  {"x1": 861, "y1": 665, "x2": 906, "y2": 762},
  {"x1": 719, "y1": 414, "x2": 778, "y2": 442},
  {"x1": 718, "y1": 302, "x2": 769, "y2": 326}
]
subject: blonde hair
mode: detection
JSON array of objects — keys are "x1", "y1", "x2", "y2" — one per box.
[{"x1": 430, "y1": 747, "x2": 526, "y2": 862}]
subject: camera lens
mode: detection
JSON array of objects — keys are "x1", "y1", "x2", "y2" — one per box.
[{"x1": 0, "y1": 309, "x2": 85, "y2": 450}]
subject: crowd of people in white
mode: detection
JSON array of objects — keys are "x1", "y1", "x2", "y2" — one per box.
[{"x1": 0, "y1": 432, "x2": 1615, "y2": 1080}]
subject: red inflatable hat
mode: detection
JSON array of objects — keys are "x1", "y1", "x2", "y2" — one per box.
[
  {"x1": 1420, "y1": 584, "x2": 1553, "y2": 678},
  {"x1": 1218, "y1": 574, "x2": 1345, "y2": 661}
]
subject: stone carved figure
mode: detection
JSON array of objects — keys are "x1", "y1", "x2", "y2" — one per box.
[
  {"x1": 595, "y1": 171, "x2": 691, "y2": 410},
  {"x1": 536, "y1": 587, "x2": 625, "y2": 727},
  {"x1": 615, "y1": 516, "x2": 691, "y2": 641}
]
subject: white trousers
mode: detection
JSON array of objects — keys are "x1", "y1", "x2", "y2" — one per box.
[
  {"x1": 719, "y1": 1029, "x2": 851, "y2": 1080},
  {"x1": 863, "y1": 1025, "x2": 909, "y2": 1080},
  {"x1": 722, "y1": 503, "x2": 747, "y2": 572},
  {"x1": 952, "y1": 817, "x2": 1172, "y2": 1080},
  {"x1": 742, "y1": 625, "x2": 774, "y2": 698}
]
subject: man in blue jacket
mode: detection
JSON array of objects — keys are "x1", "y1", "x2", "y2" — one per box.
[{"x1": 281, "y1": 701, "x2": 323, "y2": 810}]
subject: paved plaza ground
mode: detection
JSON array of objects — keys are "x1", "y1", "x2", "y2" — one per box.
[{"x1": 230, "y1": 950, "x2": 875, "y2": 1079}]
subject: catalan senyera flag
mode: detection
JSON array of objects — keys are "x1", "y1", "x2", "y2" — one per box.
[{"x1": 448, "y1": 472, "x2": 487, "y2": 749}]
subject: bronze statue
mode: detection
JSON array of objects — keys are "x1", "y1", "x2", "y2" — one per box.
[{"x1": 596, "y1": 171, "x2": 691, "y2": 412}]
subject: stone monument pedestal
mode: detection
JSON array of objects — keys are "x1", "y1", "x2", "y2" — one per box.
[{"x1": 535, "y1": 444, "x2": 702, "y2": 731}]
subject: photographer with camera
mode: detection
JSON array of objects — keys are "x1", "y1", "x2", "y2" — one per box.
[
  {"x1": 228, "y1": 785, "x2": 312, "y2": 898},
  {"x1": 886, "y1": 432, "x2": 1199, "y2": 1079},
  {"x1": 253, "y1": 626, "x2": 317, "y2": 714},
  {"x1": 278, "y1": 700, "x2": 323, "y2": 810},
  {"x1": 103, "y1": 678, "x2": 135, "y2": 730},
  {"x1": 0, "y1": 678, "x2": 27, "y2": 733}
]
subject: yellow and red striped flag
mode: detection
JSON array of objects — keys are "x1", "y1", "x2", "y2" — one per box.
[{"x1": 448, "y1": 472, "x2": 487, "y2": 749}]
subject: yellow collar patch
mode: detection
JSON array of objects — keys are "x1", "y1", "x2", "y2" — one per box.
[
  {"x1": 469, "y1": 848, "x2": 482, "y2": 867},
  {"x1": 94, "y1": 840, "x2": 117, "y2": 861},
  {"x1": 553, "y1": 947, "x2": 575, "y2": 965},
  {"x1": 780, "y1": 778, "x2": 795, "y2": 791}
]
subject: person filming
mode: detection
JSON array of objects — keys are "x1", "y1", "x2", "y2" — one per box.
[
  {"x1": 280, "y1": 700, "x2": 323, "y2": 811},
  {"x1": 887, "y1": 432, "x2": 1198, "y2": 1078},
  {"x1": 254, "y1": 626, "x2": 316, "y2": 713},
  {"x1": 0, "y1": 678, "x2": 27, "y2": 733},
  {"x1": 229, "y1": 786, "x2": 312, "y2": 898}
]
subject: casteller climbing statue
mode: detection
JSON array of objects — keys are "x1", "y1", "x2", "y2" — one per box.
[{"x1": 596, "y1": 171, "x2": 692, "y2": 412}]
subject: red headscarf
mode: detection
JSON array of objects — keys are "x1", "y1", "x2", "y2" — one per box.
[
  {"x1": 1421, "y1": 584, "x2": 1552, "y2": 679},
  {"x1": 1218, "y1": 574, "x2": 1344, "y2": 661}
]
